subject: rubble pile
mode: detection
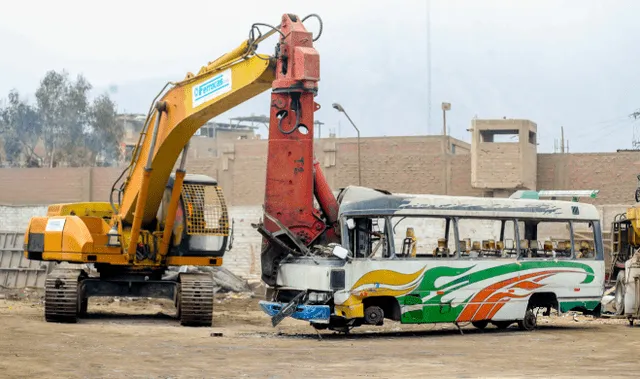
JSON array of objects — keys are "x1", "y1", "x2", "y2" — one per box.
[{"x1": 165, "y1": 266, "x2": 261, "y2": 296}]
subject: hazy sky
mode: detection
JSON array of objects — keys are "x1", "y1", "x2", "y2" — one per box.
[{"x1": 2, "y1": 0, "x2": 640, "y2": 152}]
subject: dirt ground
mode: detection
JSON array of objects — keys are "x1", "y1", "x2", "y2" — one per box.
[{"x1": 1, "y1": 292, "x2": 640, "y2": 379}]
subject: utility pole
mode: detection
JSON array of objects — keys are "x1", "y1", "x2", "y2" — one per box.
[
  {"x1": 443, "y1": 107, "x2": 447, "y2": 135},
  {"x1": 426, "y1": 0, "x2": 431, "y2": 134},
  {"x1": 561, "y1": 126, "x2": 565, "y2": 153},
  {"x1": 314, "y1": 120, "x2": 324, "y2": 139}
]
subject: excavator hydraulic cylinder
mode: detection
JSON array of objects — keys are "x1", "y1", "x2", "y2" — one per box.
[
  {"x1": 127, "y1": 102, "x2": 166, "y2": 259},
  {"x1": 159, "y1": 143, "x2": 190, "y2": 257}
]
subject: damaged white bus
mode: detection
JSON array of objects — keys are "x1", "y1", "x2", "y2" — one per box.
[{"x1": 259, "y1": 187, "x2": 605, "y2": 333}]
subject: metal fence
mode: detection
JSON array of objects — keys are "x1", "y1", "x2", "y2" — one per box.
[{"x1": 0, "y1": 231, "x2": 54, "y2": 289}]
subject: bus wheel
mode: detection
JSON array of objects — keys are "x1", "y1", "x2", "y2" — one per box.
[
  {"x1": 518, "y1": 308, "x2": 537, "y2": 331},
  {"x1": 471, "y1": 320, "x2": 489, "y2": 329}
]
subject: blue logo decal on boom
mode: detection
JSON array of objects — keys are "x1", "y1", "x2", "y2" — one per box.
[{"x1": 192, "y1": 69, "x2": 232, "y2": 108}]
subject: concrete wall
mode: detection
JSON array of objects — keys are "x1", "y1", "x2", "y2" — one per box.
[{"x1": 0, "y1": 206, "x2": 48, "y2": 232}]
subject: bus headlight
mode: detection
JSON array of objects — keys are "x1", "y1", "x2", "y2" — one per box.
[{"x1": 308, "y1": 292, "x2": 330, "y2": 303}]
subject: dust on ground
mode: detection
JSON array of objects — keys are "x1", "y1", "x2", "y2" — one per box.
[{"x1": 1, "y1": 292, "x2": 640, "y2": 379}]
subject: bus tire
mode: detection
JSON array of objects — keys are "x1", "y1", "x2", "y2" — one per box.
[{"x1": 517, "y1": 308, "x2": 537, "y2": 331}]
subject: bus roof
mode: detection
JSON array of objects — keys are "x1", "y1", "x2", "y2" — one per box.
[{"x1": 337, "y1": 186, "x2": 600, "y2": 220}]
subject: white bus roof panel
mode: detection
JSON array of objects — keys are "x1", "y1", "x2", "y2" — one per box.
[{"x1": 338, "y1": 186, "x2": 600, "y2": 220}]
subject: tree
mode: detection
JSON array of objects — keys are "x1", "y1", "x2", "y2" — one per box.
[
  {"x1": 35, "y1": 70, "x2": 92, "y2": 167},
  {"x1": 0, "y1": 90, "x2": 42, "y2": 167},
  {"x1": 86, "y1": 94, "x2": 124, "y2": 166},
  {"x1": 0, "y1": 69, "x2": 124, "y2": 167}
]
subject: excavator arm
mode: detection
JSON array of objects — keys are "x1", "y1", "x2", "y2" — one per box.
[{"x1": 117, "y1": 45, "x2": 275, "y2": 227}]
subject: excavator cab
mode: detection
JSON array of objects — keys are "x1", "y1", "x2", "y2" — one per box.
[{"x1": 157, "y1": 173, "x2": 230, "y2": 259}]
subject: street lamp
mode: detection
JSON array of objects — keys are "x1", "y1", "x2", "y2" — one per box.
[{"x1": 332, "y1": 102, "x2": 361, "y2": 186}]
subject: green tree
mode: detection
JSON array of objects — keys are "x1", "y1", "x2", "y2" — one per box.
[
  {"x1": 0, "y1": 90, "x2": 42, "y2": 167},
  {"x1": 1, "y1": 69, "x2": 124, "y2": 167},
  {"x1": 86, "y1": 94, "x2": 124, "y2": 166},
  {"x1": 35, "y1": 70, "x2": 92, "y2": 167}
]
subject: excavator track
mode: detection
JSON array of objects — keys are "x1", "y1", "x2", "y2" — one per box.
[
  {"x1": 178, "y1": 273, "x2": 215, "y2": 327},
  {"x1": 44, "y1": 268, "x2": 84, "y2": 323}
]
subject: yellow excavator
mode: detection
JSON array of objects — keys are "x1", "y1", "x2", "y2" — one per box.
[{"x1": 23, "y1": 13, "x2": 324, "y2": 326}]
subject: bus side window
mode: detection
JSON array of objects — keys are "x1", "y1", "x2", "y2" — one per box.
[
  {"x1": 525, "y1": 220, "x2": 572, "y2": 259},
  {"x1": 502, "y1": 220, "x2": 519, "y2": 257},
  {"x1": 572, "y1": 221, "x2": 596, "y2": 259},
  {"x1": 390, "y1": 217, "x2": 454, "y2": 259},
  {"x1": 457, "y1": 218, "x2": 508, "y2": 259},
  {"x1": 349, "y1": 217, "x2": 388, "y2": 259}
]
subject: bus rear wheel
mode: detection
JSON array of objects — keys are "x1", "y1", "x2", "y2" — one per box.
[{"x1": 518, "y1": 308, "x2": 537, "y2": 331}]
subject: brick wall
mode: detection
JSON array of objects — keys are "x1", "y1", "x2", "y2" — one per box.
[
  {"x1": 1, "y1": 138, "x2": 639, "y2": 207},
  {"x1": 204, "y1": 136, "x2": 461, "y2": 205},
  {"x1": 537, "y1": 152, "x2": 640, "y2": 205},
  {"x1": 474, "y1": 142, "x2": 523, "y2": 188},
  {"x1": 449, "y1": 154, "x2": 482, "y2": 196}
]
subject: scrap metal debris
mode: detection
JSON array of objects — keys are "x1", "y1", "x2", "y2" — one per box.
[{"x1": 165, "y1": 266, "x2": 252, "y2": 293}]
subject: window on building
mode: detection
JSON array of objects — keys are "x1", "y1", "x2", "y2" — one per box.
[{"x1": 480, "y1": 130, "x2": 519, "y2": 143}]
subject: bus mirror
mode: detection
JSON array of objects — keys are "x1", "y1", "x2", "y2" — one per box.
[
  {"x1": 332, "y1": 245, "x2": 350, "y2": 260},
  {"x1": 346, "y1": 218, "x2": 355, "y2": 230}
]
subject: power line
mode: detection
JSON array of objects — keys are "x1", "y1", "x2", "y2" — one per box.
[
  {"x1": 574, "y1": 120, "x2": 637, "y2": 144},
  {"x1": 426, "y1": 0, "x2": 431, "y2": 135}
]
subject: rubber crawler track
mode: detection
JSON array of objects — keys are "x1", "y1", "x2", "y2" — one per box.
[
  {"x1": 179, "y1": 273, "x2": 215, "y2": 327},
  {"x1": 44, "y1": 269, "x2": 83, "y2": 323}
]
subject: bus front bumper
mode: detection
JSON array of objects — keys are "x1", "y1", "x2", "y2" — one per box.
[{"x1": 259, "y1": 301, "x2": 331, "y2": 324}]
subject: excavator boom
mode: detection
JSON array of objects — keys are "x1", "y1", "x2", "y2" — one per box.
[{"x1": 118, "y1": 53, "x2": 275, "y2": 226}]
